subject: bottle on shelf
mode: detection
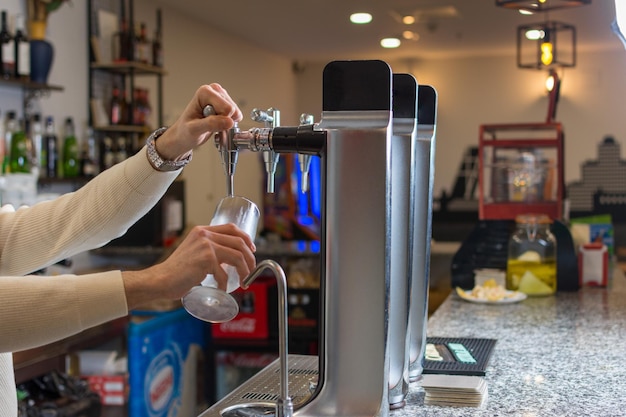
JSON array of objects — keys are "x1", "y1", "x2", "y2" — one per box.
[
  {"x1": 115, "y1": 135, "x2": 128, "y2": 164},
  {"x1": 13, "y1": 14, "x2": 29, "y2": 81},
  {"x1": 0, "y1": 10, "x2": 14, "y2": 79},
  {"x1": 113, "y1": 0, "x2": 131, "y2": 62},
  {"x1": 62, "y1": 117, "x2": 79, "y2": 178},
  {"x1": 30, "y1": 113, "x2": 43, "y2": 177},
  {"x1": 3, "y1": 110, "x2": 17, "y2": 173},
  {"x1": 134, "y1": 22, "x2": 149, "y2": 64},
  {"x1": 9, "y1": 118, "x2": 32, "y2": 173},
  {"x1": 101, "y1": 136, "x2": 115, "y2": 171},
  {"x1": 42, "y1": 116, "x2": 58, "y2": 178},
  {"x1": 80, "y1": 127, "x2": 98, "y2": 178},
  {"x1": 152, "y1": 9, "x2": 163, "y2": 67},
  {"x1": 110, "y1": 85, "x2": 123, "y2": 125}
]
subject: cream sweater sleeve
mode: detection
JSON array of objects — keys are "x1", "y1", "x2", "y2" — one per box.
[{"x1": 0, "y1": 147, "x2": 181, "y2": 353}]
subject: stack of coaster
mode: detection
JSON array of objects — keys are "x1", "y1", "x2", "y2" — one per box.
[{"x1": 420, "y1": 374, "x2": 488, "y2": 407}]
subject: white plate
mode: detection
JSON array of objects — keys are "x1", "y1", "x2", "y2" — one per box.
[{"x1": 455, "y1": 287, "x2": 527, "y2": 304}]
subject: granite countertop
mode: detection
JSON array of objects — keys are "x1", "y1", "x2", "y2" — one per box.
[{"x1": 393, "y1": 267, "x2": 626, "y2": 417}]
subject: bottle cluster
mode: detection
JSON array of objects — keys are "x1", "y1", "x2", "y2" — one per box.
[
  {"x1": 109, "y1": 85, "x2": 151, "y2": 126},
  {"x1": 0, "y1": 110, "x2": 99, "y2": 179},
  {"x1": 113, "y1": 7, "x2": 163, "y2": 67},
  {"x1": 0, "y1": 10, "x2": 31, "y2": 81}
]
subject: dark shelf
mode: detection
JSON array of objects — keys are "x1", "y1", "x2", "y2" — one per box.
[
  {"x1": 0, "y1": 77, "x2": 64, "y2": 92},
  {"x1": 91, "y1": 61, "x2": 167, "y2": 76},
  {"x1": 93, "y1": 124, "x2": 152, "y2": 133}
]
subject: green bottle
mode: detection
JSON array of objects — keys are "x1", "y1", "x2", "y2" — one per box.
[
  {"x1": 9, "y1": 118, "x2": 31, "y2": 173},
  {"x1": 62, "y1": 117, "x2": 79, "y2": 178}
]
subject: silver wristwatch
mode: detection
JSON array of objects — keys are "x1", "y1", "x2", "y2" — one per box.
[{"x1": 146, "y1": 127, "x2": 192, "y2": 171}]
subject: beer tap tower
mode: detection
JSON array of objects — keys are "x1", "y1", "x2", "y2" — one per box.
[{"x1": 197, "y1": 60, "x2": 437, "y2": 417}]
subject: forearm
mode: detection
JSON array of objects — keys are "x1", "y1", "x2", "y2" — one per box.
[
  {"x1": 0, "y1": 271, "x2": 127, "y2": 353},
  {"x1": 0, "y1": 148, "x2": 180, "y2": 276}
]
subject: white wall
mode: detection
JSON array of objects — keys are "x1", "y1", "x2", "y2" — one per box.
[
  {"x1": 2, "y1": 0, "x2": 625, "y2": 226},
  {"x1": 296, "y1": 48, "x2": 626, "y2": 200},
  {"x1": 0, "y1": 0, "x2": 298, "y2": 227}
]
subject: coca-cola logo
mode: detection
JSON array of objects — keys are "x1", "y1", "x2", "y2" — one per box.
[{"x1": 218, "y1": 317, "x2": 257, "y2": 333}]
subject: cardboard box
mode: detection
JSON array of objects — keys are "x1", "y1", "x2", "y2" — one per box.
[
  {"x1": 84, "y1": 374, "x2": 127, "y2": 406},
  {"x1": 128, "y1": 308, "x2": 206, "y2": 417}
]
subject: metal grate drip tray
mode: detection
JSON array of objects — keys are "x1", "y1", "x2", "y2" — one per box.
[{"x1": 198, "y1": 354, "x2": 319, "y2": 417}]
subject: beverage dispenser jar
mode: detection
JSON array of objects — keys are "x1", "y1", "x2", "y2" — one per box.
[{"x1": 506, "y1": 213, "x2": 557, "y2": 296}]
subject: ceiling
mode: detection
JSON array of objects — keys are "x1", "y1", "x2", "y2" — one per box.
[{"x1": 154, "y1": 0, "x2": 620, "y2": 62}]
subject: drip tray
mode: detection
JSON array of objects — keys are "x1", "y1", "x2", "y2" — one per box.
[{"x1": 198, "y1": 354, "x2": 319, "y2": 417}]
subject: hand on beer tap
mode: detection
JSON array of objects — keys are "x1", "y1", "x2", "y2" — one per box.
[{"x1": 153, "y1": 83, "x2": 243, "y2": 162}]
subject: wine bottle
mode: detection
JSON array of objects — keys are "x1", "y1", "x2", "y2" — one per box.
[
  {"x1": 13, "y1": 14, "x2": 29, "y2": 80},
  {"x1": 43, "y1": 116, "x2": 58, "y2": 178},
  {"x1": 9, "y1": 118, "x2": 31, "y2": 173},
  {"x1": 3, "y1": 110, "x2": 17, "y2": 173},
  {"x1": 30, "y1": 113, "x2": 44, "y2": 177},
  {"x1": 110, "y1": 85, "x2": 123, "y2": 125},
  {"x1": 80, "y1": 127, "x2": 98, "y2": 178},
  {"x1": 152, "y1": 9, "x2": 163, "y2": 67},
  {"x1": 0, "y1": 10, "x2": 14, "y2": 79},
  {"x1": 62, "y1": 117, "x2": 79, "y2": 178}
]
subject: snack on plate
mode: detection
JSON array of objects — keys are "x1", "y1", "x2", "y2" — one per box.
[{"x1": 466, "y1": 279, "x2": 515, "y2": 301}]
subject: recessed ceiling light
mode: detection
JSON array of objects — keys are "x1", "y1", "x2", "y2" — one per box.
[
  {"x1": 519, "y1": 9, "x2": 534, "y2": 15},
  {"x1": 350, "y1": 12, "x2": 373, "y2": 24},
  {"x1": 402, "y1": 30, "x2": 419, "y2": 41},
  {"x1": 402, "y1": 15, "x2": 415, "y2": 25},
  {"x1": 380, "y1": 37, "x2": 401, "y2": 48}
]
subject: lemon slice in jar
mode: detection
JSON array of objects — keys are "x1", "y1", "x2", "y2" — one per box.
[
  {"x1": 517, "y1": 250, "x2": 541, "y2": 262},
  {"x1": 518, "y1": 270, "x2": 553, "y2": 295}
]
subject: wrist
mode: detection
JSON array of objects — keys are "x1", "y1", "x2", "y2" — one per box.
[{"x1": 146, "y1": 127, "x2": 192, "y2": 171}]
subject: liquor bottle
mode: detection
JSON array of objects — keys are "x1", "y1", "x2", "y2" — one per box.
[
  {"x1": 80, "y1": 127, "x2": 98, "y2": 178},
  {"x1": 151, "y1": 9, "x2": 163, "y2": 67},
  {"x1": 13, "y1": 14, "x2": 29, "y2": 80},
  {"x1": 114, "y1": 0, "x2": 131, "y2": 61},
  {"x1": 110, "y1": 85, "x2": 123, "y2": 125},
  {"x1": 115, "y1": 135, "x2": 128, "y2": 164},
  {"x1": 134, "y1": 23, "x2": 148, "y2": 63},
  {"x1": 0, "y1": 10, "x2": 13, "y2": 79},
  {"x1": 42, "y1": 116, "x2": 58, "y2": 178},
  {"x1": 101, "y1": 136, "x2": 115, "y2": 170},
  {"x1": 62, "y1": 117, "x2": 79, "y2": 178},
  {"x1": 9, "y1": 118, "x2": 31, "y2": 173},
  {"x1": 3, "y1": 110, "x2": 17, "y2": 173},
  {"x1": 30, "y1": 113, "x2": 43, "y2": 177}
]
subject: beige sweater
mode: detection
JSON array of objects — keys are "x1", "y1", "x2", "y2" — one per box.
[{"x1": 0, "y1": 147, "x2": 180, "y2": 416}]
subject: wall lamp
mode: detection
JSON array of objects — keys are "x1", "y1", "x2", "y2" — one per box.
[{"x1": 517, "y1": 20, "x2": 576, "y2": 69}]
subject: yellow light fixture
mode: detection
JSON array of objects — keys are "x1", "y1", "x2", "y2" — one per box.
[
  {"x1": 517, "y1": 21, "x2": 576, "y2": 69},
  {"x1": 495, "y1": 0, "x2": 591, "y2": 12},
  {"x1": 350, "y1": 12, "x2": 372, "y2": 24}
]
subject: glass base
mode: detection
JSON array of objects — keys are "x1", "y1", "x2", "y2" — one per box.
[{"x1": 182, "y1": 285, "x2": 239, "y2": 323}]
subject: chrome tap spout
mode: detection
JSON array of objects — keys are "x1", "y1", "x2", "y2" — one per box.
[{"x1": 242, "y1": 259, "x2": 293, "y2": 417}]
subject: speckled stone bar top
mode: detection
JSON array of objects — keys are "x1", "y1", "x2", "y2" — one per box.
[{"x1": 392, "y1": 269, "x2": 626, "y2": 417}]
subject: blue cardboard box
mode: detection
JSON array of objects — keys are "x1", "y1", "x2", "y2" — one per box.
[{"x1": 128, "y1": 308, "x2": 205, "y2": 417}]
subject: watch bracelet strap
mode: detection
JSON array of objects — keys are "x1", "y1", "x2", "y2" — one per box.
[{"x1": 146, "y1": 127, "x2": 192, "y2": 171}]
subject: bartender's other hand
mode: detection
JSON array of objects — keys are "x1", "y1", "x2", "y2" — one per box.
[
  {"x1": 122, "y1": 224, "x2": 255, "y2": 309},
  {"x1": 154, "y1": 84, "x2": 243, "y2": 161}
]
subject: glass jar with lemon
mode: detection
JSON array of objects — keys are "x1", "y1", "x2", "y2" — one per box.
[{"x1": 506, "y1": 214, "x2": 557, "y2": 296}]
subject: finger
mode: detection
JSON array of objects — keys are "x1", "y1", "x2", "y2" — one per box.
[
  {"x1": 205, "y1": 223, "x2": 257, "y2": 252},
  {"x1": 196, "y1": 84, "x2": 242, "y2": 122}
]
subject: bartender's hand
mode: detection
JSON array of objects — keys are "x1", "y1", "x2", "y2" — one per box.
[
  {"x1": 121, "y1": 224, "x2": 256, "y2": 309},
  {"x1": 154, "y1": 84, "x2": 243, "y2": 161}
]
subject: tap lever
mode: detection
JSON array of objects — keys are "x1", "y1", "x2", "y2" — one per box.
[
  {"x1": 203, "y1": 104, "x2": 216, "y2": 117},
  {"x1": 243, "y1": 259, "x2": 293, "y2": 417}
]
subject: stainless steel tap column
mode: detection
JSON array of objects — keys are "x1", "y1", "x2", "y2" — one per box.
[
  {"x1": 197, "y1": 60, "x2": 398, "y2": 417},
  {"x1": 387, "y1": 73, "x2": 418, "y2": 409},
  {"x1": 408, "y1": 85, "x2": 438, "y2": 382},
  {"x1": 296, "y1": 59, "x2": 393, "y2": 417}
]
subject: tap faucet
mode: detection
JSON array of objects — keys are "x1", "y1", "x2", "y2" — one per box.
[
  {"x1": 242, "y1": 259, "x2": 293, "y2": 417},
  {"x1": 251, "y1": 108, "x2": 281, "y2": 193},
  {"x1": 204, "y1": 104, "x2": 239, "y2": 196},
  {"x1": 297, "y1": 114, "x2": 314, "y2": 193}
]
